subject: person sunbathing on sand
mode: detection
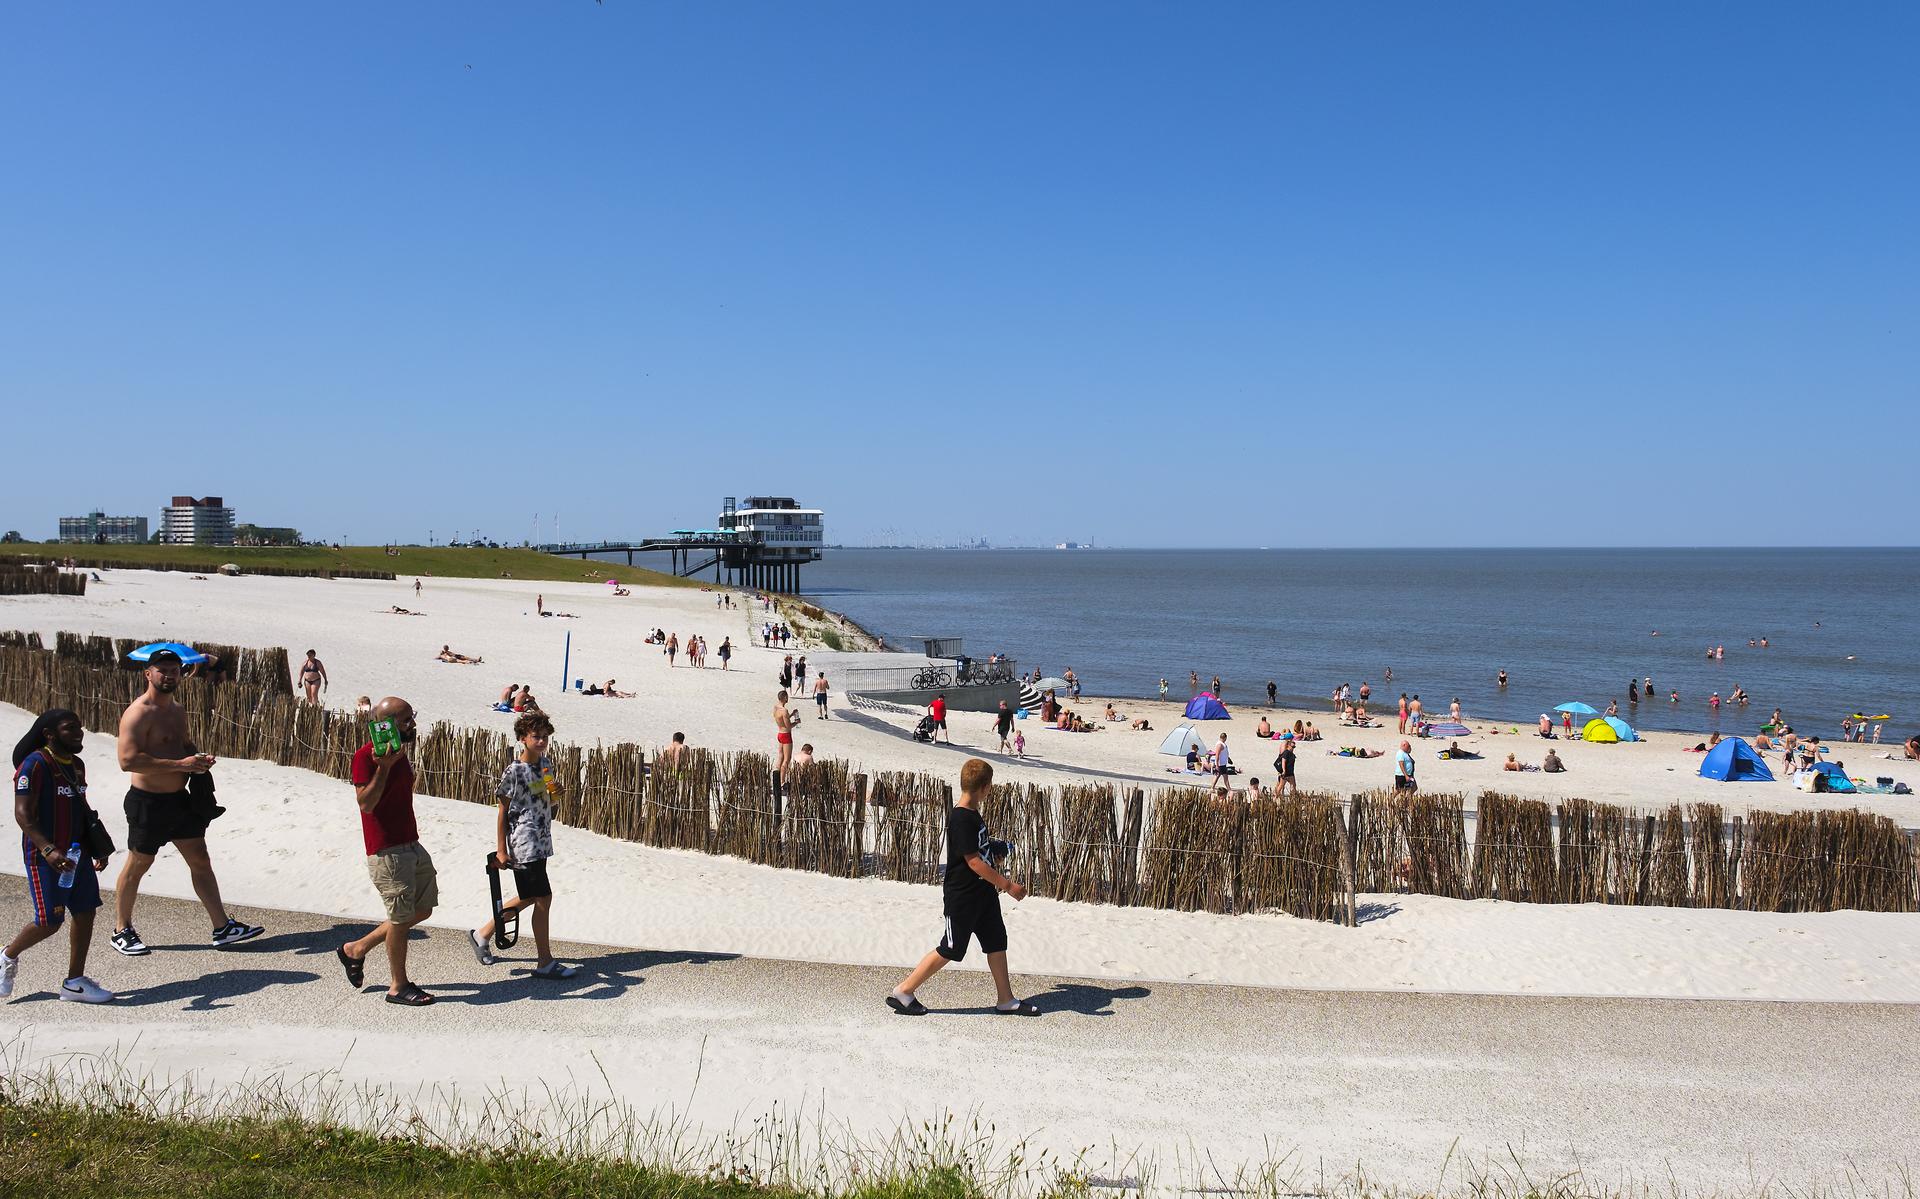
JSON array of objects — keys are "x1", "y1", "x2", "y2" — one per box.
[
  {"x1": 1543, "y1": 749, "x2": 1565, "y2": 773},
  {"x1": 1503, "y1": 753, "x2": 1524, "y2": 772},
  {"x1": 1256, "y1": 717, "x2": 1272, "y2": 738},
  {"x1": 599, "y1": 679, "x2": 633, "y2": 699},
  {"x1": 1129, "y1": 717, "x2": 1153, "y2": 730},
  {"x1": 387, "y1": 606, "x2": 424, "y2": 616},
  {"x1": 1104, "y1": 702, "x2": 1123, "y2": 722},
  {"x1": 437, "y1": 645, "x2": 483, "y2": 665},
  {"x1": 1299, "y1": 722, "x2": 1322, "y2": 741}
]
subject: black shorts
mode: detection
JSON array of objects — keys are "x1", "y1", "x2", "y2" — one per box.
[
  {"x1": 1393, "y1": 775, "x2": 1416, "y2": 792},
  {"x1": 125, "y1": 787, "x2": 211, "y2": 855},
  {"x1": 937, "y1": 894, "x2": 1007, "y2": 961},
  {"x1": 816, "y1": 693, "x2": 828, "y2": 708},
  {"x1": 512, "y1": 859, "x2": 553, "y2": 901},
  {"x1": 933, "y1": 717, "x2": 948, "y2": 729}
]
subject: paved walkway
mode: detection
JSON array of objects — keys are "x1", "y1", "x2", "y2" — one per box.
[{"x1": 1, "y1": 875, "x2": 1913, "y2": 1190}]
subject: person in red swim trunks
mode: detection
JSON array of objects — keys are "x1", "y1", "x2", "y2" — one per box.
[{"x1": 773, "y1": 689, "x2": 796, "y2": 784}]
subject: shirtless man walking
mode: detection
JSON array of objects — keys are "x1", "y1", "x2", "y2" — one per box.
[{"x1": 110, "y1": 650, "x2": 264, "y2": 956}]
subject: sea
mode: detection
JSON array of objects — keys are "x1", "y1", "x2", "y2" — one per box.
[{"x1": 793, "y1": 547, "x2": 1920, "y2": 737}]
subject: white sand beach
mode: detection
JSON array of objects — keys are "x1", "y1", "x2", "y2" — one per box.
[
  {"x1": 3, "y1": 567, "x2": 1918, "y2": 1004},
  {"x1": 6, "y1": 566, "x2": 1920, "y2": 1189}
]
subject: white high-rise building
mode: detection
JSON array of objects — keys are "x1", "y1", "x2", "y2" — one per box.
[{"x1": 160, "y1": 496, "x2": 235, "y2": 546}]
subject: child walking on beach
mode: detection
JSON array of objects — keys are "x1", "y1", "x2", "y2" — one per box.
[
  {"x1": 470, "y1": 712, "x2": 577, "y2": 979},
  {"x1": 887, "y1": 758, "x2": 1036, "y2": 1017}
]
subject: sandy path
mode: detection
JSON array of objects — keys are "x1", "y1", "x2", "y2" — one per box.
[{"x1": 2, "y1": 877, "x2": 1914, "y2": 1192}]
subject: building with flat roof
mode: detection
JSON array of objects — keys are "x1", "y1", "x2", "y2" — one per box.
[
  {"x1": 717, "y1": 496, "x2": 823, "y2": 592},
  {"x1": 58, "y1": 510, "x2": 149, "y2": 544},
  {"x1": 160, "y1": 496, "x2": 235, "y2": 546}
]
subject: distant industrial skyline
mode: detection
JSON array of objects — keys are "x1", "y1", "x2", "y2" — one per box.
[{"x1": 3, "y1": 4, "x2": 1914, "y2": 547}]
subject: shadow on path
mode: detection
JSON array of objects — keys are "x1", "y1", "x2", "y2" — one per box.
[
  {"x1": 433, "y1": 948, "x2": 740, "y2": 1007},
  {"x1": 941, "y1": 981, "x2": 1152, "y2": 1018},
  {"x1": 109, "y1": 968, "x2": 324, "y2": 1011}
]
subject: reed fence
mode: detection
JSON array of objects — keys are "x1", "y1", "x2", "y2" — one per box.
[
  {"x1": 0, "y1": 567, "x2": 86, "y2": 596},
  {"x1": 2, "y1": 631, "x2": 1917, "y2": 920}
]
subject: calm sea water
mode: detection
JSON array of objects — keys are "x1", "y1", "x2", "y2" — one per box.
[{"x1": 795, "y1": 548, "x2": 1920, "y2": 737}]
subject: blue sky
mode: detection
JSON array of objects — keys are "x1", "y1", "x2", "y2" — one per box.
[{"x1": 4, "y1": 4, "x2": 1914, "y2": 547}]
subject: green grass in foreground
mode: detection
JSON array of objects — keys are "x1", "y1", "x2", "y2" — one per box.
[
  {"x1": 0, "y1": 1101, "x2": 989, "y2": 1199},
  {"x1": 0, "y1": 541, "x2": 698, "y2": 587}
]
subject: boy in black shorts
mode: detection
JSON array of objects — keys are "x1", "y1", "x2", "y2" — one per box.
[
  {"x1": 470, "y1": 712, "x2": 576, "y2": 979},
  {"x1": 887, "y1": 758, "x2": 1036, "y2": 1016}
]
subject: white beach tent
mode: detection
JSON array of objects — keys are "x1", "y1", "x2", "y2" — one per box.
[{"x1": 1158, "y1": 725, "x2": 1206, "y2": 758}]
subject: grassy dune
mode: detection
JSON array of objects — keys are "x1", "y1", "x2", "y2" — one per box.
[
  {"x1": 0, "y1": 542, "x2": 698, "y2": 587},
  {"x1": 0, "y1": 1101, "x2": 986, "y2": 1199}
]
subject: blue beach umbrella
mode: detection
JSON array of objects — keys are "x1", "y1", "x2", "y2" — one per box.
[
  {"x1": 127, "y1": 641, "x2": 209, "y2": 666},
  {"x1": 1553, "y1": 701, "x2": 1599, "y2": 716}
]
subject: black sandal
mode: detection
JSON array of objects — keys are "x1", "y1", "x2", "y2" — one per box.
[
  {"x1": 885, "y1": 994, "x2": 928, "y2": 1016},
  {"x1": 994, "y1": 1000, "x2": 1040, "y2": 1016},
  {"x1": 385, "y1": 983, "x2": 435, "y2": 1006},
  {"x1": 336, "y1": 946, "x2": 364, "y2": 988}
]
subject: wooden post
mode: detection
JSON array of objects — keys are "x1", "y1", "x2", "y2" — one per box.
[
  {"x1": 1339, "y1": 804, "x2": 1358, "y2": 927},
  {"x1": 1730, "y1": 814, "x2": 1745, "y2": 910},
  {"x1": 1119, "y1": 788, "x2": 1145, "y2": 906},
  {"x1": 852, "y1": 772, "x2": 869, "y2": 878}
]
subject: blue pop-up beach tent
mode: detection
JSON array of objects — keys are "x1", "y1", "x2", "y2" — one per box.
[
  {"x1": 1183, "y1": 692, "x2": 1230, "y2": 720},
  {"x1": 1600, "y1": 716, "x2": 1639, "y2": 742},
  {"x1": 1699, "y1": 738, "x2": 1774, "y2": 782}
]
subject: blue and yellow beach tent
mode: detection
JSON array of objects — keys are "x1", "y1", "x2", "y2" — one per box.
[
  {"x1": 1600, "y1": 716, "x2": 1639, "y2": 742},
  {"x1": 1699, "y1": 738, "x2": 1774, "y2": 782},
  {"x1": 1581, "y1": 718, "x2": 1619, "y2": 743}
]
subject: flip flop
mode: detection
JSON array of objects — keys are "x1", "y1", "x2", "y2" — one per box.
[
  {"x1": 994, "y1": 1000, "x2": 1040, "y2": 1016},
  {"x1": 532, "y1": 961, "x2": 578, "y2": 980},
  {"x1": 468, "y1": 930, "x2": 494, "y2": 967},
  {"x1": 885, "y1": 994, "x2": 928, "y2": 1016},
  {"x1": 384, "y1": 983, "x2": 435, "y2": 1006},
  {"x1": 336, "y1": 946, "x2": 364, "y2": 988}
]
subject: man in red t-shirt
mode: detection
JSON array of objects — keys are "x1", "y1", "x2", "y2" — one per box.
[
  {"x1": 928, "y1": 693, "x2": 949, "y2": 744},
  {"x1": 338, "y1": 697, "x2": 437, "y2": 1006}
]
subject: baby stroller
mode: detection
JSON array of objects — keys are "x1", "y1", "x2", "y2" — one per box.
[{"x1": 911, "y1": 715, "x2": 935, "y2": 743}]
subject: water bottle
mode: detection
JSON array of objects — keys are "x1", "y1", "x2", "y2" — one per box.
[{"x1": 57, "y1": 841, "x2": 82, "y2": 889}]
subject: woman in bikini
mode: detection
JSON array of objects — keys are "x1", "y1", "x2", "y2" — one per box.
[{"x1": 298, "y1": 650, "x2": 328, "y2": 705}]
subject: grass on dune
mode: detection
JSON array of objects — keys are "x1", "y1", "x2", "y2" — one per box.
[
  {"x1": 0, "y1": 1101, "x2": 989, "y2": 1199},
  {"x1": 0, "y1": 542, "x2": 700, "y2": 587}
]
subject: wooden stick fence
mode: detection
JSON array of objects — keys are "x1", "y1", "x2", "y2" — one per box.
[{"x1": 4, "y1": 632, "x2": 1918, "y2": 919}]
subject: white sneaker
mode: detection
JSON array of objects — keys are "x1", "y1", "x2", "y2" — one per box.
[
  {"x1": 59, "y1": 976, "x2": 114, "y2": 1004},
  {"x1": 0, "y1": 953, "x2": 18, "y2": 998}
]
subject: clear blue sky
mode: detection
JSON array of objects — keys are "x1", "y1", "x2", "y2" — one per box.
[{"x1": 4, "y1": 4, "x2": 1914, "y2": 547}]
